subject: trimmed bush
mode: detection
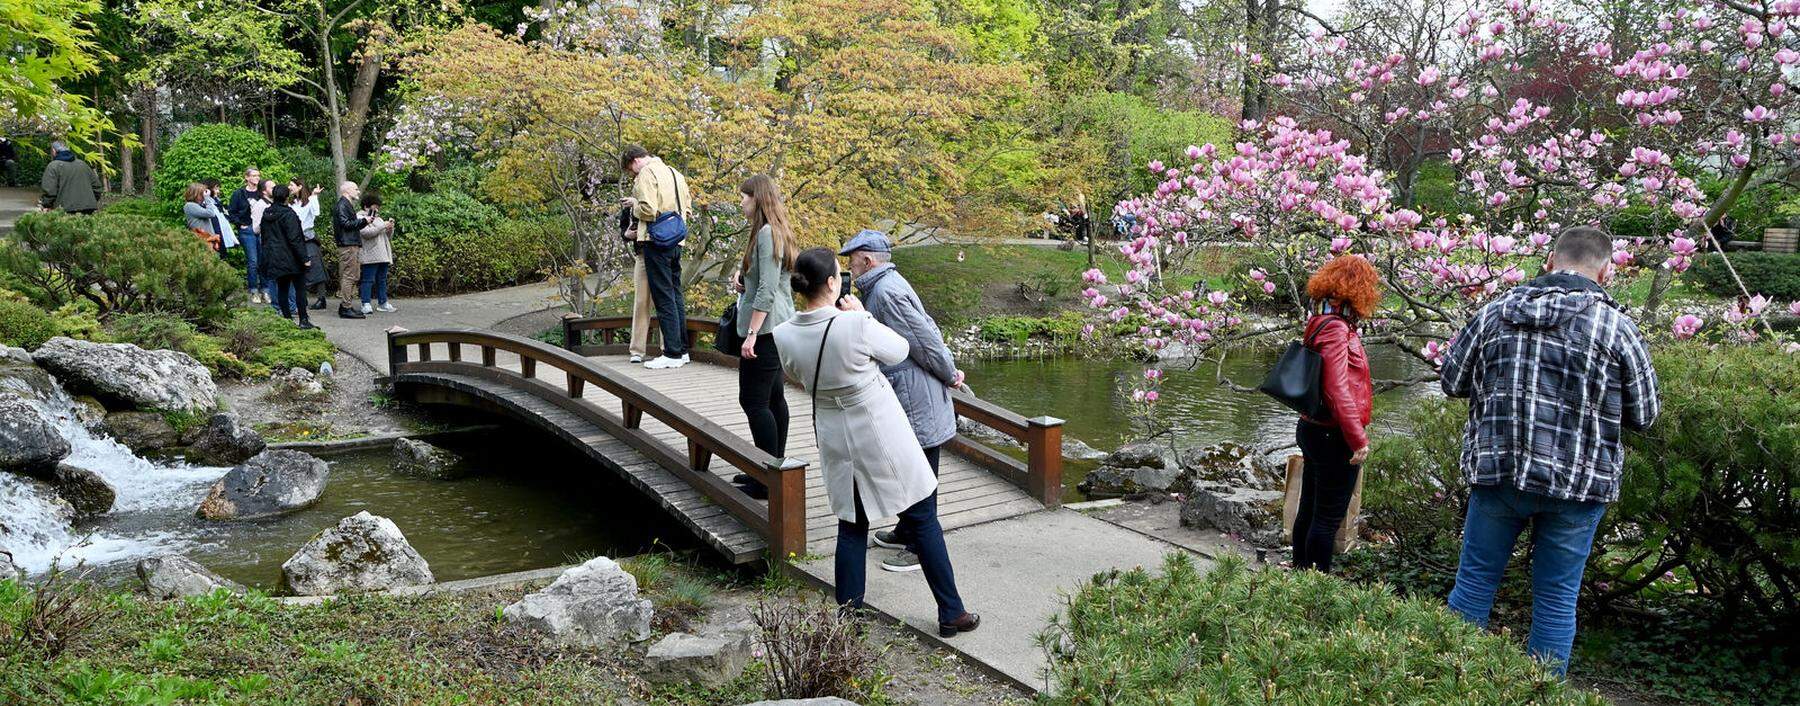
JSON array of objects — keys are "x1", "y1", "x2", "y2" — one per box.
[
  {"x1": 381, "y1": 189, "x2": 549, "y2": 293},
  {"x1": 2, "y1": 212, "x2": 241, "y2": 325},
  {"x1": 98, "y1": 196, "x2": 184, "y2": 228},
  {"x1": 1688, "y1": 251, "x2": 1800, "y2": 300},
  {"x1": 152, "y1": 124, "x2": 289, "y2": 201},
  {"x1": 0, "y1": 298, "x2": 57, "y2": 349},
  {"x1": 1044, "y1": 554, "x2": 1601, "y2": 704}
]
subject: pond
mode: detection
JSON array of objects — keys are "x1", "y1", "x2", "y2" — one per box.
[{"x1": 961, "y1": 344, "x2": 1440, "y2": 501}]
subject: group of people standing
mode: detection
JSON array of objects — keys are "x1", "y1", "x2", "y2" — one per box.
[
  {"x1": 179, "y1": 167, "x2": 396, "y2": 328},
  {"x1": 620, "y1": 147, "x2": 980, "y2": 637}
]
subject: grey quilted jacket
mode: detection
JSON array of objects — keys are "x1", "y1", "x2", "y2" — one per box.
[{"x1": 855, "y1": 264, "x2": 958, "y2": 449}]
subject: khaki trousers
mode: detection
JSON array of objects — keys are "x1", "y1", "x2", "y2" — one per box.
[
  {"x1": 337, "y1": 245, "x2": 361, "y2": 305},
  {"x1": 630, "y1": 254, "x2": 653, "y2": 357}
]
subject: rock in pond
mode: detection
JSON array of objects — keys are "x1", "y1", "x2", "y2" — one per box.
[
  {"x1": 44, "y1": 464, "x2": 114, "y2": 519},
  {"x1": 392, "y1": 438, "x2": 465, "y2": 479},
  {"x1": 644, "y1": 631, "x2": 753, "y2": 686},
  {"x1": 196, "y1": 450, "x2": 329, "y2": 520},
  {"x1": 102, "y1": 411, "x2": 179, "y2": 452},
  {"x1": 187, "y1": 413, "x2": 267, "y2": 466},
  {"x1": 1104, "y1": 441, "x2": 1175, "y2": 470},
  {"x1": 504, "y1": 556, "x2": 653, "y2": 645},
  {"x1": 281, "y1": 511, "x2": 434, "y2": 596},
  {"x1": 0, "y1": 394, "x2": 70, "y2": 473},
  {"x1": 31, "y1": 337, "x2": 217, "y2": 414},
  {"x1": 0, "y1": 550, "x2": 18, "y2": 581},
  {"x1": 1181, "y1": 442, "x2": 1283, "y2": 491},
  {"x1": 1062, "y1": 437, "x2": 1109, "y2": 461},
  {"x1": 1180, "y1": 483, "x2": 1286, "y2": 547},
  {"x1": 137, "y1": 555, "x2": 244, "y2": 599}
]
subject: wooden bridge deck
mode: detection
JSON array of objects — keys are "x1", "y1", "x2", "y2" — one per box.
[{"x1": 396, "y1": 343, "x2": 1044, "y2": 563}]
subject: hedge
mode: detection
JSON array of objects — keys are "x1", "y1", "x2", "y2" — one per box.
[
  {"x1": 1043, "y1": 554, "x2": 1602, "y2": 704},
  {"x1": 152, "y1": 124, "x2": 289, "y2": 201},
  {"x1": 1688, "y1": 251, "x2": 1800, "y2": 300},
  {"x1": 380, "y1": 189, "x2": 553, "y2": 293}
]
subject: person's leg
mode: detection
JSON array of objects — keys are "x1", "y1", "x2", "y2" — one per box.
[
  {"x1": 629, "y1": 255, "x2": 652, "y2": 359},
  {"x1": 738, "y1": 356, "x2": 780, "y2": 453},
  {"x1": 1524, "y1": 495, "x2": 1608, "y2": 675},
  {"x1": 898, "y1": 491, "x2": 967, "y2": 625},
  {"x1": 241, "y1": 232, "x2": 261, "y2": 294},
  {"x1": 668, "y1": 245, "x2": 687, "y2": 356},
  {"x1": 1299, "y1": 426, "x2": 1359, "y2": 573},
  {"x1": 1290, "y1": 423, "x2": 1323, "y2": 569},
  {"x1": 834, "y1": 484, "x2": 870, "y2": 610},
  {"x1": 1447, "y1": 485, "x2": 1532, "y2": 630},
  {"x1": 360, "y1": 263, "x2": 378, "y2": 307},
  {"x1": 338, "y1": 245, "x2": 361, "y2": 307},
  {"x1": 376, "y1": 263, "x2": 391, "y2": 306},
  {"x1": 644, "y1": 246, "x2": 685, "y2": 358},
  {"x1": 883, "y1": 445, "x2": 942, "y2": 554},
  {"x1": 272, "y1": 274, "x2": 295, "y2": 319}
]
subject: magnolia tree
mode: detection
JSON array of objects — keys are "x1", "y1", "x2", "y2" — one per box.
[{"x1": 1087, "y1": 0, "x2": 1800, "y2": 423}]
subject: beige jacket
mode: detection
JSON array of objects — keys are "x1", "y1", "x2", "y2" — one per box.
[{"x1": 629, "y1": 157, "x2": 693, "y2": 242}]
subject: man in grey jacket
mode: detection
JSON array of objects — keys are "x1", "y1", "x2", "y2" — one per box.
[
  {"x1": 840, "y1": 230, "x2": 965, "y2": 572},
  {"x1": 39, "y1": 141, "x2": 102, "y2": 214}
]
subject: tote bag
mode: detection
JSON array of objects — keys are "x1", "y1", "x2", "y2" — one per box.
[{"x1": 1256, "y1": 314, "x2": 1346, "y2": 420}]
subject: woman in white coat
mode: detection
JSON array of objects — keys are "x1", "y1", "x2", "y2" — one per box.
[{"x1": 772, "y1": 247, "x2": 980, "y2": 637}]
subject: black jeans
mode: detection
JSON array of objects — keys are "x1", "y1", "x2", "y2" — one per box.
[
  {"x1": 272, "y1": 274, "x2": 310, "y2": 324},
  {"x1": 642, "y1": 243, "x2": 687, "y2": 357},
  {"x1": 1292, "y1": 421, "x2": 1361, "y2": 572},
  {"x1": 836, "y1": 480, "x2": 965, "y2": 624},
  {"x1": 889, "y1": 445, "x2": 942, "y2": 549},
  {"x1": 736, "y1": 334, "x2": 789, "y2": 494}
]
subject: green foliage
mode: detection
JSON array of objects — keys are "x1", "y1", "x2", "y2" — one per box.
[
  {"x1": 1688, "y1": 252, "x2": 1800, "y2": 300},
  {"x1": 1574, "y1": 597, "x2": 1799, "y2": 706},
  {"x1": 1, "y1": 0, "x2": 112, "y2": 156},
  {"x1": 1043, "y1": 554, "x2": 1601, "y2": 704},
  {"x1": 2, "y1": 212, "x2": 240, "y2": 325},
  {"x1": 0, "y1": 298, "x2": 57, "y2": 349},
  {"x1": 104, "y1": 311, "x2": 199, "y2": 353},
  {"x1": 1062, "y1": 92, "x2": 1233, "y2": 199},
  {"x1": 219, "y1": 308, "x2": 333, "y2": 374},
  {"x1": 99, "y1": 196, "x2": 184, "y2": 228},
  {"x1": 1411, "y1": 159, "x2": 1476, "y2": 216},
  {"x1": 277, "y1": 145, "x2": 336, "y2": 189},
  {"x1": 1362, "y1": 396, "x2": 1471, "y2": 562},
  {"x1": 152, "y1": 124, "x2": 289, "y2": 201},
  {"x1": 381, "y1": 189, "x2": 550, "y2": 293},
  {"x1": 976, "y1": 311, "x2": 1087, "y2": 343}
]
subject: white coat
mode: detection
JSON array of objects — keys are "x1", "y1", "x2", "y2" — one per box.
[{"x1": 773, "y1": 307, "x2": 936, "y2": 523}]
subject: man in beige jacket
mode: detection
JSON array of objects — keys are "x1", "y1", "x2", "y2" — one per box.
[{"x1": 619, "y1": 145, "x2": 693, "y2": 369}]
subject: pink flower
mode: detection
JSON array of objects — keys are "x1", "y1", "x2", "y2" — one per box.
[
  {"x1": 1416, "y1": 66, "x2": 1441, "y2": 86},
  {"x1": 1670, "y1": 236, "x2": 1698, "y2": 256},
  {"x1": 1186, "y1": 145, "x2": 1203, "y2": 160},
  {"x1": 1249, "y1": 268, "x2": 1267, "y2": 282},
  {"x1": 1612, "y1": 250, "x2": 1635, "y2": 266},
  {"x1": 1747, "y1": 294, "x2": 1771, "y2": 316},
  {"x1": 1789, "y1": 300, "x2": 1800, "y2": 316},
  {"x1": 1207, "y1": 290, "x2": 1230, "y2": 305},
  {"x1": 1330, "y1": 237, "x2": 1353, "y2": 253},
  {"x1": 1672, "y1": 314, "x2": 1703, "y2": 340},
  {"x1": 1262, "y1": 281, "x2": 1277, "y2": 294},
  {"x1": 1144, "y1": 391, "x2": 1160, "y2": 403}
]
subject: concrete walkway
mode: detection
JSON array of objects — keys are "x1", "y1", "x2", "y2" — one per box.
[
  {"x1": 0, "y1": 186, "x2": 39, "y2": 232},
  {"x1": 309, "y1": 279, "x2": 571, "y2": 370}
]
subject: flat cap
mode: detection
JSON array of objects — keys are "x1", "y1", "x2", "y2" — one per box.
[{"x1": 838, "y1": 229, "x2": 892, "y2": 256}]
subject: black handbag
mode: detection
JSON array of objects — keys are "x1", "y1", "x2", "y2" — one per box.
[
  {"x1": 715, "y1": 300, "x2": 744, "y2": 356},
  {"x1": 1258, "y1": 315, "x2": 1347, "y2": 420}
]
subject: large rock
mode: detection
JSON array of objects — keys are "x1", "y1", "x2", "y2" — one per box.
[
  {"x1": 281, "y1": 511, "x2": 434, "y2": 596},
  {"x1": 0, "y1": 394, "x2": 70, "y2": 473},
  {"x1": 1062, "y1": 438, "x2": 1109, "y2": 461},
  {"x1": 196, "y1": 450, "x2": 329, "y2": 520},
  {"x1": 102, "y1": 411, "x2": 179, "y2": 452},
  {"x1": 272, "y1": 367, "x2": 326, "y2": 399},
  {"x1": 644, "y1": 631, "x2": 753, "y2": 686},
  {"x1": 392, "y1": 438, "x2": 466, "y2": 479},
  {"x1": 187, "y1": 413, "x2": 266, "y2": 466},
  {"x1": 0, "y1": 550, "x2": 18, "y2": 581},
  {"x1": 1076, "y1": 463, "x2": 1184, "y2": 498},
  {"x1": 1180, "y1": 483, "x2": 1286, "y2": 547},
  {"x1": 31, "y1": 337, "x2": 217, "y2": 413},
  {"x1": 1180, "y1": 443, "x2": 1284, "y2": 491},
  {"x1": 504, "y1": 556, "x2": 653, "y2": 645},
  {"x1": 44, "y1": 464, "x2": 114, "y2": 519},
  {"x1": 1104, "y1": 441, "x2": 1175, "y2": 470},
  {"x1": 137, "y1": 555, "x2": 244, "y2": 599}
]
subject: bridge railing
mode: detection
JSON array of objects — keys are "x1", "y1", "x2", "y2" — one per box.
[
  {"x1": 561, "y1": 315, "x2": 1065, "y2": 509},
  {"x1": 386, "y1": 327, "x2": 810, "y2": 558}
]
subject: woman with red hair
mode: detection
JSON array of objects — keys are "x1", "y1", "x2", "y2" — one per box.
[{"x1": 1292, "y1": 254, "x2": 1380, "y2": 572}]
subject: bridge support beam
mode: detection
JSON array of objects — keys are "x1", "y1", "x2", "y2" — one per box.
[{"x1": 1025, "y1": 416, "x2": 1065, "y2": 509}]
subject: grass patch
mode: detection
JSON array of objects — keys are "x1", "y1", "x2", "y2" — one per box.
[{"x1": 891, "y1": 244, "x2": 1235, "y2": 328}]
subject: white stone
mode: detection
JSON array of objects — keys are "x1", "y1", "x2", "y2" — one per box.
[
  {"x1": 137, "y1": 555, "x2": 244, "y2": 599},
  {"x1": 31, "y1": 337, "x2": 217, "y2": 413},
  {"x1": 281, "y1": 511, "x2": 434, "y2": 596},
  {"x1": 644, "y1": 631, "x2": 753, "y2": 686},
  {"x1": 503, "y1": 556, "x2": 653, "y2": 645}
]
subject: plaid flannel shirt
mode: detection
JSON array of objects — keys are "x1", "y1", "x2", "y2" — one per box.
[{"x1": 1439, "y1": 272, "x2": 1660, "y2": 504}]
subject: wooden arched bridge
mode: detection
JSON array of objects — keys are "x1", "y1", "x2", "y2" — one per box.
[{"x1": 385, "y1": 316, "x2": 1066, "y2": 563}]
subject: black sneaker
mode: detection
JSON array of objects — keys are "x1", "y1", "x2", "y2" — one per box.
[
  {"x1": 297, "y1": 320, "x2": 317, "y2": 330},
  {"x1": 338, "y1": 305, "x2": 365, "y2": 319},
  {"x1": 873, "y1": 530, "x2": 907, "y2": 550},
  {"x1": 939, "y1": 612, "x2": 980, "y2": 638},
  {"x1": 310, "y1": 296, "x2": 327, "y2": 310}
]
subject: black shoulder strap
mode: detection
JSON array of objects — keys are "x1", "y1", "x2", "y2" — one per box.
[{"x1": 811, "y1": 316, "x2": 838, "y2": 423}]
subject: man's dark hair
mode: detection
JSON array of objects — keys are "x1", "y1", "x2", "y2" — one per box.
[
  {"x1": 360, "y1": 190, "x2": 383, "y2": 209},
  {"x1": 619, "y1": 144, "x2": 649, "y2": 172},
  {"x1": 271, "y1": 184, "x2": 291, "y2": 204},
  {"x1": 1552, "y1": 226, "x2": 1612, "y2": 271}
]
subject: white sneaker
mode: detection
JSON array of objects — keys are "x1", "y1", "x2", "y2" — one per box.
[
  {"x1": 629, "y1": 355, "x2": 644, "y2": 364},
  {"x1": 644, "y1": 355, "x2": 689, "y2": 370},
  {"x1": 361, "y1": 303, "x2": 374, "y2": 315},
  {"x1": 377, "y1": 303, "x2": 396, "y2": 313}
]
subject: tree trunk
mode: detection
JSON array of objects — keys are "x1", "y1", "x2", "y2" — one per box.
[
  {"x1": 140, "y1": 85, "x2": 160, "y2": 195},
  {"x1": 316, "y1": 15, "x2": 350, "y2": 185},
  {"x1": 1239, "y1": 0, "x2": 1279, "y2": 122},
  {"x1": 340, "y1": 45, "x2": 383, "y2": 163},
  {"x1": 119, "y1": 141, "x2": 136, "y2": 196}
]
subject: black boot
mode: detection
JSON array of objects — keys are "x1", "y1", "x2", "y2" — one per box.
[
  {"x1": 338, "y1": 304, "x2": 365, "y2": 319},
  {"x1": 310, "y1": 296, "x2": 327, "y2": 310},
  {"x1": 297, "y1": 316, "x2": 317, "y2": 330}
]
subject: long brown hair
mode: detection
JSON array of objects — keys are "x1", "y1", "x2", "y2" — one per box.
[
  {"x1": 183, "y1": 182, "x2": 207, "y2": 204},
  {"x1": 739, "y1": 173, "x2": 798, "y2": 274}
]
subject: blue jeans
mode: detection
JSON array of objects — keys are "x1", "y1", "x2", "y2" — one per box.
[
  {"x1": 1448, "y1": 484, "x2": 1607, "y2": 675},
  {"x1": 240, "y1": 231, "x2": 262, "y2": 291},
  {"x1": 359, "y1": 262, "x2": 390, "y2": 306},
  {"x1": 836, "y1": 481, "x2": 965, "y2": 625}
]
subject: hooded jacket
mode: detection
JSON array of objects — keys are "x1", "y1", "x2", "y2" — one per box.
[
  {"x1": 1440, "y1": 271, "x2": 1660, "y2": 504},
  {"x1": 40, "y1": 150, "x2": 102, "y2": 212},
  {"x1": 257, "y1": 203, "x2": 308, "y2": 280}
]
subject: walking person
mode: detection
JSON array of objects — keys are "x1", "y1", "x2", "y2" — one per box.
[
  {"x1": 290, "y1": 182, "x2": 329, "y2": 310},
  {"x1": 1439, "y1": 226, "x2": 1659, "y2": 676},
  {"x1": 729, "y1": 174, "x2": 798, "y2": 500},
  {"x1": 840, "y1": 230, "x2": 966, "y2": 573},
  {"x1": 181, "y1": 183, "x2": 224, "y2": 252},
  {"x1": 620, "y1": 145, "x2": 691, "y2": 369},
  {"x1": 331, "y1": 181, "x2": 369, "y2": 319},
  {"x1": 1289, "y1": 254, "x2": 1379, "y2": 574},
  {"x1": 256, "y1": 185, "x2": 314, "y2": 330},
  {"x1": 772, "y1": 247, "x2": 981, "y2": 637},
  {"x1": 38, "y1": 141, "x2": 102, "y2": 215},
  {"x1": 355, "y1": 191, "x2": 395, "y2": 314},
  {"x1": 0, "y1": 136, "x2": 19, "y2": 187}
]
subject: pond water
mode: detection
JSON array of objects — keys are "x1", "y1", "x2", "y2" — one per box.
[{"x1": 961, "y1": 345, "x2": 1439, "y2": 500}]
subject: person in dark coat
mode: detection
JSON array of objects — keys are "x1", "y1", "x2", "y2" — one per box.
[
  {"x1": 258, "y1": 185, "x2": 314, "y2": 329},
  {"x1": 0, "y1": 137, "x2": 19, "y2": 187}
]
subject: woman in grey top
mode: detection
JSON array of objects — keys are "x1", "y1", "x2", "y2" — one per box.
[
  {"x1": 730, "y1": 174, "x2": 798, "y2": 499},
  {"x1": 182, "y1": 183, "x2": 223, "y2": 252}
]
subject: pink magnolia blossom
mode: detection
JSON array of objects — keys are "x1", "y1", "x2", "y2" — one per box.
[{"x1": 1672, "y1": 314, "x2": 1704, "y2": 339}]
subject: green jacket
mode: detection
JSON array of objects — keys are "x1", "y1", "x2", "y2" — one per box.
[{"x1": 41, "y1": 154, "x2": 102, "y2": 213}]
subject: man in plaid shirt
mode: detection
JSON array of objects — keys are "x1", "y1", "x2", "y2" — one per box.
[{"x1": 1438, "y1": 226, "x2": 1660, "y2": 676}]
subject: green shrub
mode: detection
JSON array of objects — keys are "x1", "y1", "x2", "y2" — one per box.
[
  {"x1": 105, "y1": 312, "x2": 199, "y2": 353},
  {"x1": 0, "y1": 298, "x2": 56, "y2": 349},
  {"x1": 1043, "y1": 554, "x2": 1601, "y2": 704},
  {"x1": 2, "y1": 212, "x2": 241, "y2": 325},
  {"x1": 1363, "y1": 396, "x2": 1471, "y2": 563},
  {"x1": 223, "y1": 308, "x2": 333, "y2": 373},
  {"x1": 381, "y1": 189, "x2": 549, "y2": 293},
  {"x1": 1688, "y1": 251, "x2": 1800, "y2": 300},
  {"x1": 100, "y1": 196, "x2": 184, "y2": 228},
  {"x1": 976, "y1": 311, "x2": 1089, "y2": 343},
  {"x1": 152, "y1": 124, "x2": 289, "y2": 201},
  {"x1": 278, "y1": 145, "x2": 336, "y2": 188}
]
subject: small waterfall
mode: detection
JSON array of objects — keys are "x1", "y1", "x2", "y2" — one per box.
[{"x1": 0, "y1": 364, "x2": 225, "y2": 575}]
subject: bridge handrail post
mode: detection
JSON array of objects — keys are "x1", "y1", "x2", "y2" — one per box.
[
  {"x1": 385, "y1": 326, "x2": 410, "y2": 378},
  {"x1": 765, "y1": 457, "x2": 808, "y2": 560},
  {"x1": 561, "y1": 313, "x2": 580, "y2": 352},
  {"x1": 1024, "y1": 415, "x2": 1065, "y2": 509}
]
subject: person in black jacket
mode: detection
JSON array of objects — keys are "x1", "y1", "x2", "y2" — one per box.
[
  {"x1": 0, "y1": 137, "x2": 18, "y2": 187},
  {"x1": 258, "y1": 185, "x2": 314, "y2": 329},
  {"x1": 331, "y1": 181, "x2": 368, "y2": 319}
]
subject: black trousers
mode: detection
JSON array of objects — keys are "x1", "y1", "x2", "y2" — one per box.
[
  {"x1": 1292, "y1": 421, "x2": 1361, "y2": 572},
  {"x1": 642, "y1": 244, "x2": 687, "y2": 357},
  {"x1": 272, "y1": 274, "x2": 310, "y2": 324},
  {"x1": 738, "y1": 334, "x2": 790, "y2": 458}
]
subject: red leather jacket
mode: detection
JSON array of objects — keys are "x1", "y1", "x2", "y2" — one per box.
[{"x1": 1302, "y1": 314, "x2": 1373, "y2": 450}]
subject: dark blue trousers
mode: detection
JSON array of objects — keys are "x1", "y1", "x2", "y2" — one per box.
[
  {"x1": 835, "y1": 478, "x2": 965, "y2": 625},
  {"x1": 642, "y1": 243, "x2": 687, "y2": 357}
]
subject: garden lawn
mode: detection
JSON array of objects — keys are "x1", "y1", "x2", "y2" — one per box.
[{"x1": 890, "y1": 243, "x2": 1235, "y2": 327}]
